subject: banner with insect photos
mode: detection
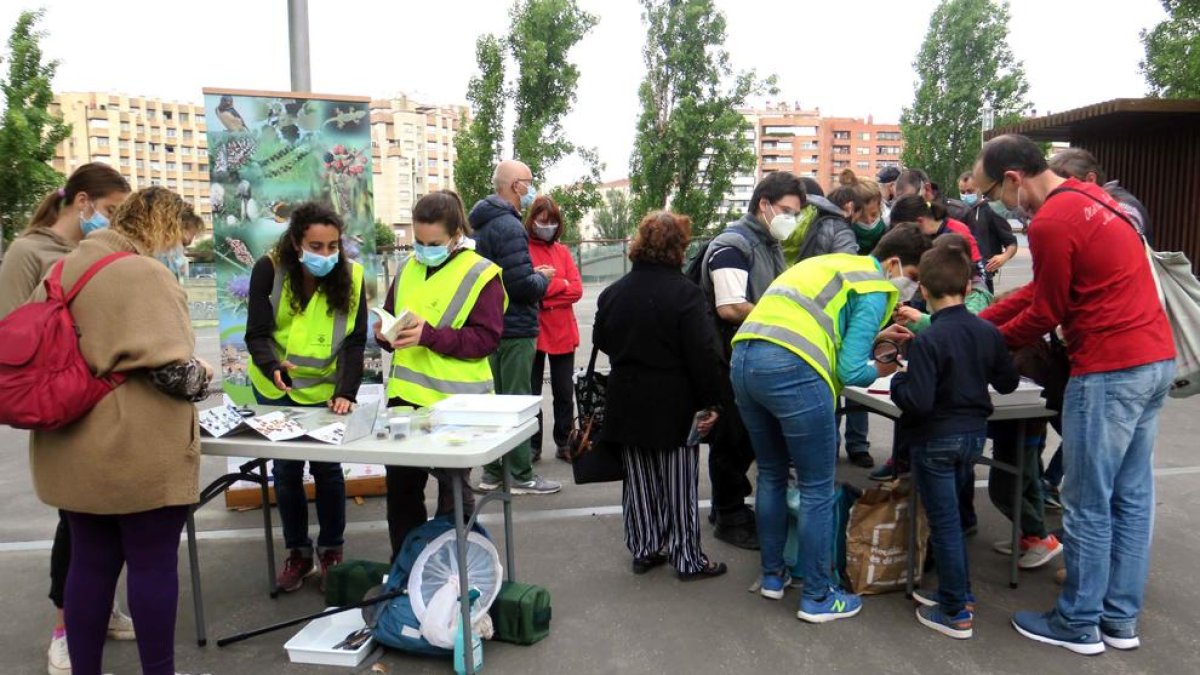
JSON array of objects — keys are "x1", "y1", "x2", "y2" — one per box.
[{"x1": 202, "y1": 88, "x2": 384, "y2": 405}]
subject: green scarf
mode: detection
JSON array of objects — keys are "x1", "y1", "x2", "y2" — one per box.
[{"x1": 852, "y1": 218, "x2": 887, "y2": 255}]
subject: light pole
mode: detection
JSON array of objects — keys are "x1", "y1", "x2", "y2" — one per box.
[{"x1": 287, "y1": 0, "x2": 311, "y2": 92}]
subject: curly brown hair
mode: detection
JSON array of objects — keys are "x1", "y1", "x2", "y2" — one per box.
[
  {"x1": 628, "y1": 211, "x2": 691, "y2": 267},
  {"x1": 272, "y1": 201, "x2": 353, "y2": 316},
  {"x1": 109, "y1": 186, "x2": 197, "y2": 253}
]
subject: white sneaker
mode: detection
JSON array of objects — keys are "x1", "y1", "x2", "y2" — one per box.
[
  {"x1": 48, "y1": 632, "x2": 70, "y2": 675},
  {"x1": 107, "y1": 603, "x2": 136, "y2": 641}
]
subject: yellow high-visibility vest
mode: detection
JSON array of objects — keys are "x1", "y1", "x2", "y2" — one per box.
[
  {"x1": 248, "y1": 259, "x2": 364, "y2": 405},
  {"x1": 386, "y1": 250, "x2": 506, "y2": 406},
  {"x1": 733, "y1": 253, "x2": 898, "y2": 398}
]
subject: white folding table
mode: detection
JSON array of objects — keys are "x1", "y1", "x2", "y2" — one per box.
[
  {"x1": 194, "y1": 414, "x2": 536, "y2": 675},
  {"x1": 843, "y1": 386, "x2": 1056, "y2": 592}
]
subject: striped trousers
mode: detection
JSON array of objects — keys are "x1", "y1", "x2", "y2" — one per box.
[{"x1": 621, "y1": 445, "x2": 706, "y2": 574}]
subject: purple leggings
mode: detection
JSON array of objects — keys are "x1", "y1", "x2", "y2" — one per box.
[{"x1": 64, "y1": 506, "x2": 188, "y2": 675}]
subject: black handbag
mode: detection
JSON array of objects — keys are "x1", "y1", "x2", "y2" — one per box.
[{"x1": 567, "y1": 346, "x2": 623, "y2": 484}]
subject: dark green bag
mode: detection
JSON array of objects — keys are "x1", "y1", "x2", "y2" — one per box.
[
  {"x1": 324, "y1": 560, "x2": 391, "y2": 607},
  {"x1": 489, "y1": 581, "x2": 551, "y2": 645}
]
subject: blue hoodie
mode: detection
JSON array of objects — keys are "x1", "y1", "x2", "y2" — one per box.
[{"x1": 469, "y1": 195, "x2": 549, "y2": 338}]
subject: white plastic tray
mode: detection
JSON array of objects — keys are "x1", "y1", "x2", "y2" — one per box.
[{"x1": 283, "y1": 609, "x2": 374, "y2": 668}]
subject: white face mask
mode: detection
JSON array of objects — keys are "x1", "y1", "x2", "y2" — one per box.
[
  {"x1": 766, "y1": 204, "x2": 799, "y2": 241},
  {"x1": 885, "y1": 259, "x2": 918, "y2": 301}
]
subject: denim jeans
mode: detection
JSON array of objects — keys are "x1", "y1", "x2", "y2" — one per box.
[
  {"x1": 912, "y1": 431, "x2": 986, "y2": 616},
  {"x1": 839, "y1": 407, "x2": 871, "y2": 457},
  {"x1": 254, "y1": 390, "x2": 347, "y2": 551},
  {"x1": 731, "y1": 340, "x2": 838, "y2": 600},
  {"x1": 1054, "y1": 359, "x2": 1174, "y2": 634}
]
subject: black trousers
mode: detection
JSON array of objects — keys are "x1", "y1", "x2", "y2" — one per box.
[
  {"x1": 384, "y1": 466, "x2": 475, "y2": 560},
  {"x1": 531, "y1": 350, "x2": 575, "y2": 452},
  {"x1": 708, "y1": 367, "x2": 755, "y2": 521},
  {"x1": 49, "y1": 510, "x2": 70, "y2": 609}
]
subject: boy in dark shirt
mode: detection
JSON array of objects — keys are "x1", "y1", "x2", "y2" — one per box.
[{"x1": 891, "y1": 245, "x2": 1020, "y2": 639}]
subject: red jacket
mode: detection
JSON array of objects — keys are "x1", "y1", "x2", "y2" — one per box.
[
  {"x1": 979, "y1": 178, "x2": 1174, "y2": 376},
  {"x1": 529, "y1": 238, "x2": 583, "y2": 354},
  {"x1": 943, "y1": 218, "x2": 982, "y2": 263}
]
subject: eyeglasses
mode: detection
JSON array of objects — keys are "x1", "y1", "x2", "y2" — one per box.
[{"x1": 980, "y1": 179, "x2": 1001, "y2": 201}]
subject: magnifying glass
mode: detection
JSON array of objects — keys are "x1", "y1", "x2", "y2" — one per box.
[{"x1": 873, "y1": 339, "x2": 903, "y2": 364}]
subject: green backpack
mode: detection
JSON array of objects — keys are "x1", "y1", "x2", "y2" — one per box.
[
  {"x1": 324, "y1": 559, "x2": 391, "y2": 607},
  {"x1": 489, "y1": 581, "x2": 551, "y2": 645}
]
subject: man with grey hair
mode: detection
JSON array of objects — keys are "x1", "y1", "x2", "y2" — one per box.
[
  {"x1": 1048, "y1": 148, "x2": 1153, "y2": 245},
  {"x1": 469, "y1": 159, "x2": 560, "y2": 494}
]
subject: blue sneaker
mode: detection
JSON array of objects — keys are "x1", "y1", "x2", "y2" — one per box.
[
  {"x1": 797, "y1": 587, "x2": 862, "y2": 623},
  {"x1": 916, "y1": 605, "x2": 973, "y2": 639},
  {"x1": 1011, "y1": 610, "x2": 1104, "y2": 655},
  {"x1": 760, "y1": 574, "x2": 791, "y2": 600},
  {"x1": 1100, "y1": 623, "x2": 1140, "y2": 651},
  {"x1": 912, "y1": 589, "x2": 976, "y2": 613}
]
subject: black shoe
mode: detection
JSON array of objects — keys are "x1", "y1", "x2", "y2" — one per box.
[
  {"x1": 678, "y1": 559, "x2": 728, "y2": 581},
  {"x1": 714, "y1": 523, "x2": 760, "y2": 550},
  {"x1": 632, "y1": 554, "x2": 667, "y2": 575},
  {"x1": 848, "y1": 452, "x2": 875, "y2": 468},
  {"x1": 555, "y1": 446, "x2": 570, "y2": 461}
]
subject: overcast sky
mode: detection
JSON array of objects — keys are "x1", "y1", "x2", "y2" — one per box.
[{"x1": 0, "y1": 0, "x2": 1167, "y2": 185}]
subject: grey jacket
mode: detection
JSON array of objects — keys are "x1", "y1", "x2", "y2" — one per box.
[
  {"x1": 795, "y1": 195, "x2": 859, "y2": 262},
  {"x1": 701, "y1": 213, "x2": 787, "y2": 307}
]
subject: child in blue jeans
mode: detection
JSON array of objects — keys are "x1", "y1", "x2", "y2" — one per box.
[{"x1": 891, "y1": 244, "x2": 1020, "y2": 639}]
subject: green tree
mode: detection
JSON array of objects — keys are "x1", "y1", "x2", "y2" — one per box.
[
  {"x1": 1141, "y1": 0, "x2": 1200, "y2": 98},
  {"x1": 592, "y1": 188, "x2": 634, "y2": 240},
  {"x1": 0, "y1": 9, "x2": 70, "y2": 244},
  {"x1": 628, "y1": 0, "x2": 770, "y2": 236},
  {"x1": 547, "y1": 148, "x2": 603, "y2": 242},
  {"x1": 373, "y1": 218, "x2": 396, "y2": 249},
  {"x1": 453, "y1": 35, "x2": 507, "y2": 208},
  {"x1": 900, "y1": 0, "x2": 1029, "y2": 190}
]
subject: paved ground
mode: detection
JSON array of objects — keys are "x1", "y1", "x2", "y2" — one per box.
[{"x1": 4, "y1": 241, "x2": 1200, "y2": 674}]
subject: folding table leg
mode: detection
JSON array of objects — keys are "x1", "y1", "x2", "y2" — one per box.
[
  {"x1": 452, "y1": 476, "x2": 476, "y2": 675},
  {"x1": 502, "y1": 452, "x2": 516, "y2": 581},
  {"x1": 1010, "y1": 424, "x2": 1026, "y2": 589},
  {"x1": 258, "y1": 460, "x2": 278, "y2": 598},
  {"x1": 186, "y1": 509, "x2": 207, "y2": 646}
]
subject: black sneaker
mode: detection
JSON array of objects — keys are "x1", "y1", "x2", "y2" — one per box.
[
  {"x1": 848, "y1": 452, "x2": 875, "y2": 468},
  {"x1": 713, "y1": 508, "x2": 759, "y2": 550}
]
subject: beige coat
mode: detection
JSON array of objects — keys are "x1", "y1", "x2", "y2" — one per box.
[
  {"x1": 29, "y1": 229, "x2": 200, "y2": 514},
  {"x1": 0, "y1": 228, "x2": 74, "y2": 319}
]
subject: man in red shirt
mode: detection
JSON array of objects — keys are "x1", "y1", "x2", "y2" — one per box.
[{"x1": 974, "y1": 135, "x2": 1175, "y2": 655}]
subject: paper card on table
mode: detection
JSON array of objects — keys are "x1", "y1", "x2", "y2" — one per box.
[
  {"x1": 244, "y1": 411, "x2": 309, "y2": 441},
  {"x1": 307, "y1": 422, "x2": 347, "y2": 445},
  {"x1": 199, "y1": 403, "x2": 248, "y2": 437}
]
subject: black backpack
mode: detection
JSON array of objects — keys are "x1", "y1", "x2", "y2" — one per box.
[{"x1": 683, "y1": 225, "x2": 752, "y2": 288}]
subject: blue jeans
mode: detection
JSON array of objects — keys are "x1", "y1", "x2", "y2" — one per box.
[
  {"x1": 255, "y1": 390, "x2": 347, "y2": 551},
  {"x1": 731, "y1": 340, "x2": 838, "y2": 600},
  {"x1": 1054, "y1": 359, "x2": 1174, "y2": 634},
  {"x1": 839, "y1": 408, "x2": 870, "y2": 457},
  {"x1": 912, "y1": 431, "x2": 986, "y2": 616}
]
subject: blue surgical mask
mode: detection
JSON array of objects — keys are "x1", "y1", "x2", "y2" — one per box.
[
  {"x1": 301, "y1": 249, "x2": 339, "y2": 278},
  {"x1": 414, "y1": 243, "x2": 451, "y2": 267},
  {"x1": 520, "y1": 183, "x2": 537, "y2": 210},
  {"x1": 961, "y1": 193, "x2": 979, "y2": 206},
  {"x1": 155, "y1": 244, "x2": 188, "y2": 277},
  {"x1": 80, "y1": 208, "x2": 109, "y2": 236},
  {"x1": 988, "y1": 200, "x2": 1012, "y2": 219}
]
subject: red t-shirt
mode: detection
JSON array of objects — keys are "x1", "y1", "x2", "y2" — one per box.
[
  {"x1": 942, "y1": 218, "x2": 983, "y2": 263},
  {"x1": 979, "y1": 178, "x2": 1174, "y2": 375}
]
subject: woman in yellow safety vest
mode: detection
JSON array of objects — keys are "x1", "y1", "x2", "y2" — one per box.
[
  {"x1": 245, "y1": 201, "x2": 367, "y2": 593},
  {"x1": 374, "y1": 191, "x2": 507, "y2": 558},
  {"x1": 729, "y1": 222, "x2": 930, "y2": 623}
]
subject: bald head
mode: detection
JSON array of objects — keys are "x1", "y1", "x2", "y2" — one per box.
[{"x1": 491, "y1": 160, "x2": 532, "y2": 208}]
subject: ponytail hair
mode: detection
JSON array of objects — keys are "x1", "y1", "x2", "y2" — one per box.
[
  {"x1": 888, "y1": 194, "x2": 947, "y2": 225},
  {"x1": 827, "y1": 169, "x2": 882, "y2": 216},
  {"x1": 26, "y1": 163, "x2": 131, "y2": 233}
]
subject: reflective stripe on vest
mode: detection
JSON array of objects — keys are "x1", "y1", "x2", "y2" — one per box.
[
  {"x1": 386, "y1": 250, "x2": 506, "y2": 407},
  {"x1": 248, "y1": 260, "x2": 364, "y2": 404},
  {"x1": 733, "y1": 253, "x2": 898, "y2": 397}
]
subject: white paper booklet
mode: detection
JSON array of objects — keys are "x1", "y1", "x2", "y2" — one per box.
[
  {"x1": 370, "y1": 307, "x2": 417, "y2": 343},
  {"x1": 199, "y1": 398, "x2": 379, "y2": 445}
]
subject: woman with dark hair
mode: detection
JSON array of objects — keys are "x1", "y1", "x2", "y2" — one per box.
[
  {"x1": 28, "y1": 186, "x2": 208, "y2": 675},
  {"x1": 374, "y1": 190, "x2": 506, "y2": 556},
  {"x1": 594, "y1": 211, "x2": 727, "y2": 580},
  {"x1": 245, "y1": 201, "x2": 367, "y2": 592},
  {"x1": 525, "y1": 196, "x2": 583, "y2": 461},
  {"x1": 888, "y1": 195, "x2": 983, "y2": 271},
  {"x1": 0, "y1": 162, "x2": 132, "y2": 675}
]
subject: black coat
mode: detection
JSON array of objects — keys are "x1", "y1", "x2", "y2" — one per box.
[
  {"x1": 594, "y1": 262, "x2": 725, "y2": 450},
  {"x1": 469, "y1": 195, "x2": 549, "y2": 338}
]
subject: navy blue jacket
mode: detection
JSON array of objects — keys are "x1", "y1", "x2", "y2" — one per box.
[
  {"x1": 891, "y1": 304, "x2": 1020, "y2": 440},
  {"x1": 469, "y1": 195, "x2": 549, "y2": 339}
]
